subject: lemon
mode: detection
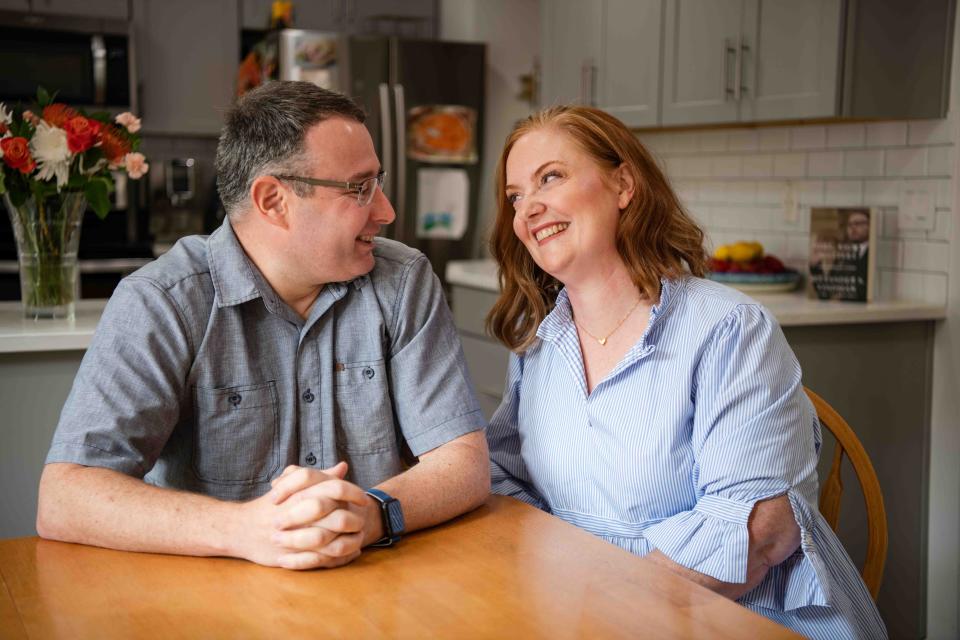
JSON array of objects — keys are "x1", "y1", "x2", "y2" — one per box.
[
  {"x1": 713, "y1": 244, "x2": 731, "y2": 260},
  {"x1": 728, "y1": 242, "x2": 755, "y2": 263}
]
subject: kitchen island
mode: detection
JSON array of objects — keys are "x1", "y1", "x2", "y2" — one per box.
[
  {"x1": 0, "y1": 300, "x2": 106, "y2": 542},
  {"x1": 447, "y1": 258, "x2": 944, "y2": 640}
]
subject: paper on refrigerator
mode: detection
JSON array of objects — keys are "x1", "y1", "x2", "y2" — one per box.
[{"x1": 415, "y1": 168, "x2": 469, "y2": 239}]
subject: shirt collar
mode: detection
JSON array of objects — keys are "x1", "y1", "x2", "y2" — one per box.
[
  {"x1": 536, "y1": 276, "x2": 683, "y2": 344},
  {"x1": 207, "y1": 216, "x2": 372, "y2": 312}
]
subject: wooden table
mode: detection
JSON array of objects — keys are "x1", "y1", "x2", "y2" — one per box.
[{"x1": 0, "y1": 496, "x2": 799, "y2": 639}]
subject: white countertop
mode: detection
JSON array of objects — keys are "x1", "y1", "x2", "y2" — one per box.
[
  {"x1": 0, "y1": 299, "x2": 107, "y2": 354},
  {"x1": 446, "y1": 260, "x2": 947, "y2": 327}
]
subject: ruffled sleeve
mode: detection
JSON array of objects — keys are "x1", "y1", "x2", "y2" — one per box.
[
  {"x1": 487, "y1": 352, "x2": 550, "y2": 511},
  {"x1": 642, "y1": 303, "x2": 829, "y2": 607}
]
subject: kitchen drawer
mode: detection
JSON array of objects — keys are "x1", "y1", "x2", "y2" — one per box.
[
  {"x1": 459, "y1": 333, "x2": 510, "y2": 399},
  {"x1": 452, "y1": 286, "x2": 499, "y2": 337}
]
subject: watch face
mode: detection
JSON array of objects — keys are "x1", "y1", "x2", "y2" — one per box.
[{"x1": 386, "y1": 500, "x2": 405, "y2": 536}]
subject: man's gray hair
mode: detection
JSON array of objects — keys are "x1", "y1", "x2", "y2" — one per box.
[{"x1": 215, "y1": 81, "x2": 366, "y2": 216}]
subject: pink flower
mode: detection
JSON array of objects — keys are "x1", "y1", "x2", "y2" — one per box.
[
  {"x1": 115, "y1": 112, "x2": 141, "y2": 134},
  {"x1": 22, "y1": 110, "x2": 40, "y2": 126},
  {"x1": 124, "y1": 152, "x2": 149, "y2": 179}
]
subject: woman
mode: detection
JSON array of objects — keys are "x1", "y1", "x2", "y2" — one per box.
[{"x1": 486, "y1": 105, "x2": 885, "y2": 639}]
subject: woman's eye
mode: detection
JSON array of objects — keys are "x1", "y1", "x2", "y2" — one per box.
[
  {"x1": 507, "y1": 193, "x2": 521, "y2": 205},
  {"x1": 541, "y1": 170, "x2": 561, "y2": 185}
]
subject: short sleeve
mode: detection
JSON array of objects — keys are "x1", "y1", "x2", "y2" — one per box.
[
  {"x1": 45, "y1": 276, "x2": 194, "y2": 477},
  {"x1": 487, "y1": 352, "x2": 549, "y2": 511},
  {"x1": 643, "y1": 304, "x2": 823, "y2": 589},
  {"x1": 386, "y1": 256, "x2": 486, "y2": 456}
]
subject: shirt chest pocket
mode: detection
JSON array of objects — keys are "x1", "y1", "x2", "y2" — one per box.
[
  {"x1": 333, "y1": 359, "x2": 395, "y2": 454},
  {"x1": 193, "y1": 381, "x2": 280, "y2": 484}
]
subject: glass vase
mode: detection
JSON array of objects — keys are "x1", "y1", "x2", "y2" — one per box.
[{"x1": 3, "y1": 191, "x2": 86, "y2": 320}]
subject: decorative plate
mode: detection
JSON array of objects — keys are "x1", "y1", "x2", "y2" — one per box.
[{"x1": 707, "y1": 270, "x2": 802, "y2": 293}]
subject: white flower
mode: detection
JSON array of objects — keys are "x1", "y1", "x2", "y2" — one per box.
[
  {"x1": 0, "y1": 103, "x2": 11, "y2": 126},
  {"x1": 124, "y1": 152, "x2": 149, "y2": 179},
  {"x1": 114, "y1": 112, "x2": 141, "y2": 133},
  {"x1": 31, "y1": 122, "x2": 72, "y2": 189}
]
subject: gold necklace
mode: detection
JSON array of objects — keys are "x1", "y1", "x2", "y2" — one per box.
[{"x1": 574, "y1": 297, "x2": 643, "y2": 346}]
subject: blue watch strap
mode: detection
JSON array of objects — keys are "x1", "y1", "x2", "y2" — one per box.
[{"x1": 366, "y1": 488, "x2": 404, "y2": 547}]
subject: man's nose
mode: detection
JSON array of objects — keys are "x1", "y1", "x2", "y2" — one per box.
[{"x1": 372, "y1": 188, "x2": 396, "y2": 225}]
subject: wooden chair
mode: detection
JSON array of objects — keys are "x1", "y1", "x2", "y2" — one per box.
[{"x1": 804, "y1": 387, "x2": 888, "y2": 601}]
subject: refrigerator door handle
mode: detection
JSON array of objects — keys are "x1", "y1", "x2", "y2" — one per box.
[
  {"x1": 393, "y1": 83, "x2": 407, "y2": 243},
  {"x1": 378, "y1": 83, "x2": 393, "y2": 201}
]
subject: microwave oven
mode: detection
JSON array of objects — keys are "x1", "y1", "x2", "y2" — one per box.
[{"x1": 0, "y1": 10, "x2": 136, "y2": 112}]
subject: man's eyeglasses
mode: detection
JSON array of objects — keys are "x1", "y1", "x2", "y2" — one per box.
[{"x1": 274, "y1": 169, "x2": 386, "y2": 207}]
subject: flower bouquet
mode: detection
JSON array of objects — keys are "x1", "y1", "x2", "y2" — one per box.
[{"x1": 0, "y1": 88, "x2": 148, "y2": 319}]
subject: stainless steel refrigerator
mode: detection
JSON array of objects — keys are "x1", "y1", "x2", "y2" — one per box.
[{"x1": 268, "y1": 30, "x2": 486, "y2": 286}]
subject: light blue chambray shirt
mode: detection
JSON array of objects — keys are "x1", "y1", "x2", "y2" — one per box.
[
  {"x1": 46, "y1": 217, "x2": 485, "y2": 500},
  {"x1": 489, "y1": 276, "x2": 886, "y2": 640}
]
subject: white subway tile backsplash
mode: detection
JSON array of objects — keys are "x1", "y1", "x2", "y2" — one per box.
[
  {"x1": 699, "y1": 131, "x2": 729, "y2": 152},
  {"x1": 864, "y1": 179, "x2": 901, "y2": 206},
  {"x1": 824, "y1": 180, "x2": 863, "y2": 205},
  {"x1": 759, "y1": 128, "x2": 790, "y2": 151},
  {"x1": 774, "y1": 153, "x2": 806, "y2": 177},
  {"x1": 926, "y1": 146, "x2": 953, "y2": 176},
  {"x1": 790, "y1": 126, "x2": 826, "y2": 150},
  {"x1": 807, "y1": 151, "x2": 844, "y2": 177},
  {"x1": 876, "y1": 239, "x2": 903, "y2": 269},
  {"x1": 727, "y1": 129, "x2": 760, "y2": 152},
  {"x1": 865, "y1": 122, "x2": 908, "y2": 147},
  {"x1": 827, "y1": 124, "x2": 866, "y2": 149},
  {"x1": 844, "y1": 150, "x2": 885, "y2": 177},
  {"x1": 710, "y1": 155, "x2": 742, "y2": 178},
  {"x1": 742, "y1": 154, "x2": 774, "y2": 178},
  {"x1": 711, "y1": 206, "x2": 743, "y2": 228},
  {"x1": 930, "y1": 209, "x2": 952, "y2": 242},
  {"x1": 885, "y1": 148, "x2": 926, "y2": 177},
  {"x1": 797, "y1": 180, "x2": 825, "y2": 205},
  {"x1": 903, "y1": 241, "x2": 950, "y2": 272},
  {"x1": 756, "y1": 181, "x2": 787, "y2": 205},
  {"x1": 639, "y1": 118, "x2": 955, "y2": 299},
  {"x1": 908, "y1": 120, "x2": 952, "y2": 145}
]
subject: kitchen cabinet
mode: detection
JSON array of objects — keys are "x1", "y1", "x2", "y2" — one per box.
[
  {"x1": 662, "y1": 0, "x2": 842, "y2": 125},
  {"x1": 27, "y1": 0, "x2": 128, "y2": 19},
  {"x1": 0, "y1": 0, "x2": 30, "y2": 11},
  {"x1": 132, "y1": 0, "x2": 238, "y2": 135},
  {"x1": 241, "y1": 0, "x2": 436, "y2": 37},
  {"x1": 540, "y1": 0, "x2": 660, "y2": 127}
]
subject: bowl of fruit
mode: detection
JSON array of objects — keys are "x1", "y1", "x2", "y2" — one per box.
[{"x1": 707, "y1": 241, "x2": 801, "y2": 293}]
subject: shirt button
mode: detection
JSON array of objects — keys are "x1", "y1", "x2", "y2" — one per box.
[
  {"x1": 363, "y1": 367, "x2": 375, "y2": 379},
  {"x1": 306, "y1": 452, "x2": 317, "y2": 465},
  {"x1": 302, "y1": 389, "x2": 315, "y2": 403},
  {"x1": 228, "y1": 393, "x2": 242, "y2": 407}
]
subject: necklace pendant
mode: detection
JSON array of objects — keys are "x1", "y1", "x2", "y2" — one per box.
[{"x1": 597, "y1": 337, "x2": 607, "y2": 346}]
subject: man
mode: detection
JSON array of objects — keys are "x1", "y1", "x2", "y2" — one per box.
[{"x1": 36, "y1": 81, "x2": 490, "y2": 570}]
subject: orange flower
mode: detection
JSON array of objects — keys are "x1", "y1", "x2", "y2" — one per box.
[
  {"x1": 42, "y1": 103, "x2": 79, "y2": 128},
  {"x1": 99, "y1": 124, "x2": 131, "y2": 164}
]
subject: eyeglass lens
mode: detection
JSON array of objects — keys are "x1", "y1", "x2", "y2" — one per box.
[{"x1": 358, "y1": 173, "x2": 384, "y2": 206}]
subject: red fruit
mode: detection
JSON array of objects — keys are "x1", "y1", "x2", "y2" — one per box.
[
  {"x1": 708, "y1": 257, "x2": 732, "y2": 272},
  {"x1": 761, "y1": 255, "x2": 785, "y2": 273}
]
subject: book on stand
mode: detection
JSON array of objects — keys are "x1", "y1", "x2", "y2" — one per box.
[{"x1": 807, "y1": 207, "x2": 878, "y2": 302}]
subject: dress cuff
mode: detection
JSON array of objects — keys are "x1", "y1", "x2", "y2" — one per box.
[{"x1": 643, "y1": 494, "x2": 754, "y2": 583}]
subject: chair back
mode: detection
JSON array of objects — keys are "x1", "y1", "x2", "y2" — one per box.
[{"x1": 804, "y1": 386, "x2": 887, "y2": 601}]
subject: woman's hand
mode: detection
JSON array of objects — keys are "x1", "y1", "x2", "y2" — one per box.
[{"x1": 644, "y1": 494, "x2": 801, "y2": 600}]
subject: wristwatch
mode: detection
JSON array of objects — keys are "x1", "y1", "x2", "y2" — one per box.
[{"x1": 366, "y1": 488, "x2": 405, "y2": 547}]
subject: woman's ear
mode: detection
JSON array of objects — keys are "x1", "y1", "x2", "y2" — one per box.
[
  {"x1": 249, "y1": 176, "x2": 291, "y2": 229},
  {"x1": 616, "y1": 163, "x2": 637, "y2": 210}
]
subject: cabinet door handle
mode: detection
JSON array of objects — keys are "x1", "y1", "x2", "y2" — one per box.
[
  {"x1": 378, "y1": 83, "x2": 393, "y2": 200},
  {"x1": 580, "y1": 60, "x2": 590, "y2": 105},
  {"x1": 581, "y1": 59, "x2": 597, "y2": 107},
  {"x1": 739, "y1": 38, "x2": 750, "y2": 99},
  {"x1": 723, "y1": 39, "x2": 736, "y2": 100},
  {"x1": 734, "y1": 35, "x2": 744, "y2": 101}
]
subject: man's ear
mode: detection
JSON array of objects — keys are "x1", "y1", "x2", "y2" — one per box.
[
  {"x1": 249, "y1": 175, "x2": 291, "y2": 229},
  {"x1": 616, "y1": 163, "x2": 637, "y2": 210}
]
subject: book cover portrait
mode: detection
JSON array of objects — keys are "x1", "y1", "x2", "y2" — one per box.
[{"x1": 807, "y1": 207, "x2": 877, "y2": 302}]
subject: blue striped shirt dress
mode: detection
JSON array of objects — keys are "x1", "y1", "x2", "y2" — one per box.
[{"x1": 488, "y1": 276, "x2": 887, "y2": 639}]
